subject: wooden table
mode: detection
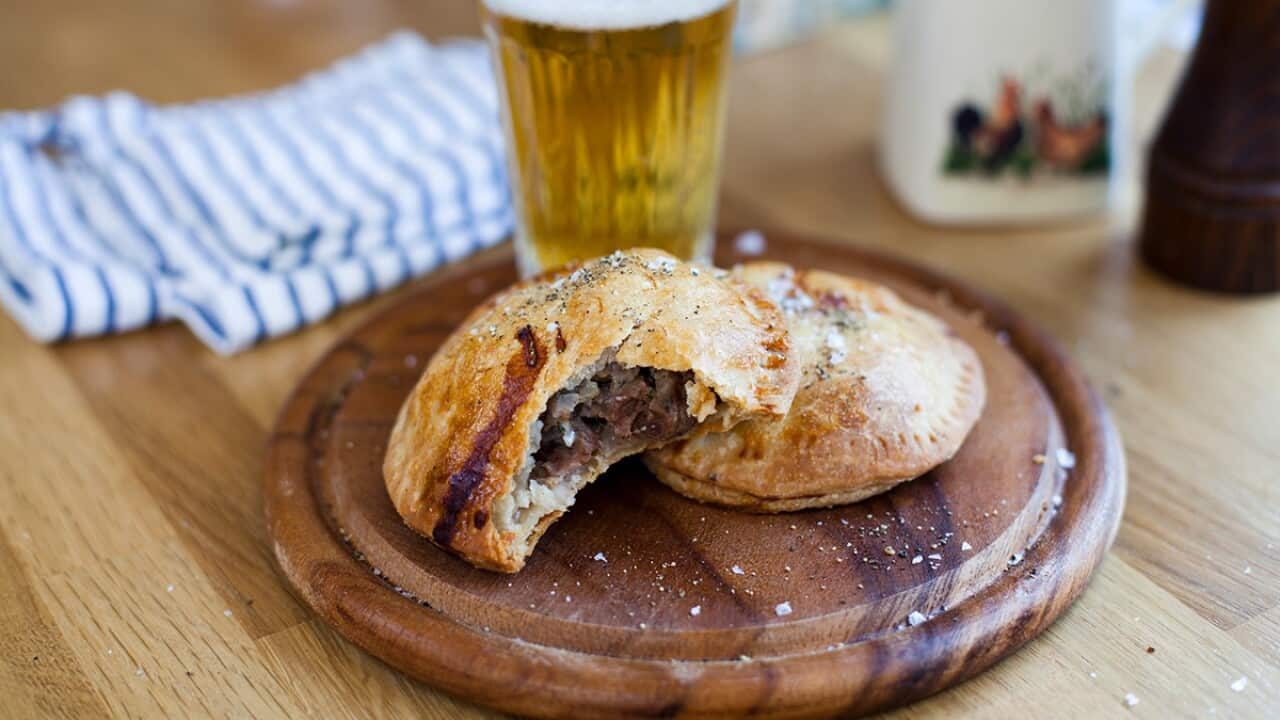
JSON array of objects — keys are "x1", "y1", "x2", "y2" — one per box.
[{"x1": 1, "y1": 2, "x2": 1276, "y2": 717}]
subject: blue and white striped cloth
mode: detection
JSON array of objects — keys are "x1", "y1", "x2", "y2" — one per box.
[{"x1": 0, "y1": 33, "x2": 512, "y2": 354}]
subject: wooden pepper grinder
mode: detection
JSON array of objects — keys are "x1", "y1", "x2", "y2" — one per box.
[{"x1": 1138, "y1": 0, "x2": 1280, "y2": 294}]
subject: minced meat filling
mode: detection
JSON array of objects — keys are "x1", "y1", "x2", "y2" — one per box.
[{"x1": 532, "y1": 364, "x2": 696, "y2": 479}]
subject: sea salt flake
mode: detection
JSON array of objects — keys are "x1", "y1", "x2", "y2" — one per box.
[
  {"x1": 731, "y1": 565, "x2": 745, "y2": 575},
  {"x1": 1123, "y1": 693, "x2": 1139, "y2": 708},
  {"x1": 166, "y1": 584, "x2": 175, "y2": 593},
  {"x1": 907, "y1": 611, "x2": 927, "y2": 626},
  {"x1": 1056, "y1": 447, "x2": 1077, "y2": 469},
  {"x1": 646, "y1": 257, "x2": 677, "y2": 273},
  {"x1": 927, "y1": 553, "x2": 942, "y2": 561},
  {"x1": 1231, "y1": 676, "x2": 1248, "y2": 692},
  {"x1": 825, "y1": 328, "x2": 848, "y2": 364},
  {"x1": 223, "y1": 609, "x2": 233, "y2": 617},
  {"x1": 775, "y1": 602, "x2": 793, "y2": 616},
  {"x1": 911, "y1": 555, "x2": 923, "y2": 565},
  {"x1": 593, "y1": 552, "x2": 607, "y2": 562},
  {"x1": 690, "y1": 605, "x2": 702, "y2": 616},
  {"x1": 961, "y1": 541, "x2": 973, "y2": 551}
]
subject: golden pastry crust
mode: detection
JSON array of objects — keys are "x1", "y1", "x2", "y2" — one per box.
[
  {"x1": 384, "y1": 250, "x2": 799, "y2": 571},
  {"x1": 644, "y1": 262, "x2": 986, "y2": 512}
]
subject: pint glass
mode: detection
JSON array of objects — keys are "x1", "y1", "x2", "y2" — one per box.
[{"x1": 481, "y1": 1, "x2": 737, "y2": 275}]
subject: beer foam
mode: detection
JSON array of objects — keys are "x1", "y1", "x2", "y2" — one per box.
[{"x1": 484, "y1": 0, "x2": 733, "y2": 30}]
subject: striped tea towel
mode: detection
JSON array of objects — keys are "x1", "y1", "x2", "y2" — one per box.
[{"x1": 0, "y1": 32, "x2": 512, "y2": 355}]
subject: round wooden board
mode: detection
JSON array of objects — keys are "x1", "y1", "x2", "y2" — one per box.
[{"x1": 264, "y1": 231, "x2": 1125, "y2": 719}]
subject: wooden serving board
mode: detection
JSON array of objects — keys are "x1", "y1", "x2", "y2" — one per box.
[{"x1": 264, "y1": 231, "x2": 1125, "y2": 719}]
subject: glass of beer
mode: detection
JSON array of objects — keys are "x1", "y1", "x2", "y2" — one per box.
[{"x1": 481, "y1": 0, "x2": 737, "y2": 276}]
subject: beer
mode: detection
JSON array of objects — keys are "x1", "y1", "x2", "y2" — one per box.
[{"x1": 482, "y1": 0, "x2": 737, "y2": 275}]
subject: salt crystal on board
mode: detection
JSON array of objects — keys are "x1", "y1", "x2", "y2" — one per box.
[
  {"x1": 907, "y1": 611, "x2": 927, "y2": 626},
  {"x1": 1056, "y1": 448, "x2": 1077, "y2": 469},
  {"x1": 961, "y1": 541, "x2": 973, "y2": 551},
  {"x1": 731, "y1": 565, "x2": 745, "y2": 575},
  {"x1": 734, "y1": 230, "x2": 766, "y2": 256},
  {"x1": 1231, "y1": 676, "x2": 1248, "y2": 692},
  {"x1": 1123, "y1": 693, "x2": 1139, "y2": 708},
  {"x1": 775, "y1": 602, "x2": 793, "y2": 616},
  {"x1": 690, "y1": 605, "x2": 702, "y2": 616},
  {"x1": 593, "y1": 552, "x2": 607, "y2": 562}
]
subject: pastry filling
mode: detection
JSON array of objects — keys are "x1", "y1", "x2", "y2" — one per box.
[{"x1": 532, "y1": 363, "x2": 697, "y2": 480}]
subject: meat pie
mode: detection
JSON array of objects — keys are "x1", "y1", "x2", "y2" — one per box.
[{"x1": 383, "y1": 250, "x2": 799, "y2": 572}]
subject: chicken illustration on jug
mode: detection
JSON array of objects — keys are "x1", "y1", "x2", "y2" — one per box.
[{"x1": 943, "y1": 70, "x2": 1109, "y2": 179}]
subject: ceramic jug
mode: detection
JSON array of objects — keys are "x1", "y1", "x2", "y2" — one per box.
[{"x1": 880, "y1": 0, "x2": 1116, "y2": 224}]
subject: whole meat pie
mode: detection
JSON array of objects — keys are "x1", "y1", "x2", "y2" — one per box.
[
  {"x1": 384, "y1": 250, "x2": 800, "y2": 572},
  {"x1": 645, "y1": 262, "x2": 986, "y2": 512}
]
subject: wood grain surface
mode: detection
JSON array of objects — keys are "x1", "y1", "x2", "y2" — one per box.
[
  {"x1": 264, "y1": 231, "x2": 1124, "y2": 718},
  {"x1": 1, "y1": 2, "x2": 1277, "y2": 718}
]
